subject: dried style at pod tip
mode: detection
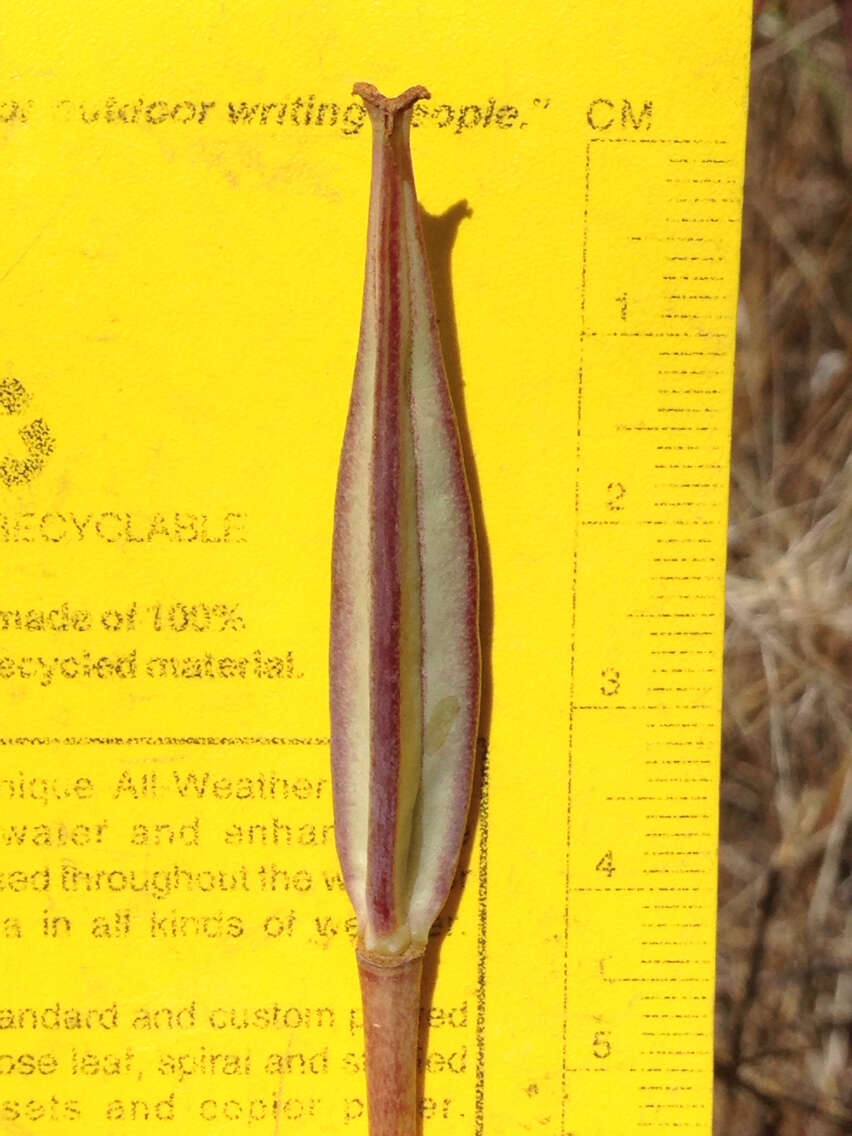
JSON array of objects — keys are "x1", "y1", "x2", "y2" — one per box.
[{"x1": 329, "y1": 82, "x2": 481, "y2": 1136}]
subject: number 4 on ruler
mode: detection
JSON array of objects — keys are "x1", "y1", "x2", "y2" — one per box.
[{"x1": 595, "y1": 850, "x2": 615, "y2": 877}]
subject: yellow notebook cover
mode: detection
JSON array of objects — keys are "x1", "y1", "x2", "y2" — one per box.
[{"x1": 0, "y1": 3, "x2": 751, "y2": 1132}]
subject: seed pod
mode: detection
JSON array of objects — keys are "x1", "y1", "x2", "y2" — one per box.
[{"x1": 330, "y1": 82, "x2": 480, "y2": 1135}]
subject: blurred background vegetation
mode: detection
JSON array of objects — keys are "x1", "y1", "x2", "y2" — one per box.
[{"x1": 716, "y1": 3, "x2": 851, "y2": 1132}]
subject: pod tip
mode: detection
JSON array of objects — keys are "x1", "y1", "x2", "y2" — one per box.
[{"x1": 353, "y1": 82, "x2": 431, "y2": 123}]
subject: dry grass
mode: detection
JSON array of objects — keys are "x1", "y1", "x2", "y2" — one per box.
[{"x1": 716, "y1": 4, "x2": 852, "y2": 1132}]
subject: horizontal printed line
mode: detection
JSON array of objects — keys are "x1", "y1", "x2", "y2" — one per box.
[
  {"x1": 650, "y1": 630, "x2": 715, "y2": 636},
  {"x1": 645, "y1": 958, "x2": 717, "y2": 967},
  {"x1": 647, "y1": 755, "x2": 714, "y2": 762},
  {"x1": 631, "y1": 236, "x2": 711, "y2": 243},
  {"x1": 650, "y1": 650, "x2": 714, "y2": 655},
  {"x1": 604, "y1": 977, "x2": 707, "y2": 983},
  {"x1": 643, "y1": 906, "x2": 708, "y2": 912},
  {"x1": 642, "y1": 869, "x2": 707, "y2": 875},
  {"x1": 657, "y1": 408, "x2": 721, "y2": 415},
  {"x1": 642, "y1": 943, "x2": 711, "y2": 948},
  {"x1": 639, "y1": 1088, "x2": 705, "y2": 1096},
  {"x1": 628, "y1": 612, "x2": 717, "y2": 617},
  {"x1": 584, "y1": 331, "x2": 727, "y2": 338},
  {"x1": 664, "y1": 216, "x2": 739, "y2": 223},
  {"x1": 640, "y1": 1031, "x2": 707, "y2": 1037},
  {"x1": 593, "y1": 138, "x2": 729, "y2": 144},
  {"x1": 645, "y1": 757, "x2": 713, "y2": 763},
  {"x1": 645, "y1": 839, "x2": 711, "y2": 845},
  {"x1": 641, "y1": 1050, "x2": 711, "y2": 1056},
  {"x1": 0, "y1": 736, "x2": 330, "y2": 745},
  {"x1": 607, "y1": 795, "x2": 711, "y2": 801},
  {"x1": 648, "y1": 779, "x2": 714, "y2": 784}
]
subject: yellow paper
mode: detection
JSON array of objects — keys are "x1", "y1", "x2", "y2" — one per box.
[{"x1": 0, "y1": 3, "x2": 751, "y2": 1132}]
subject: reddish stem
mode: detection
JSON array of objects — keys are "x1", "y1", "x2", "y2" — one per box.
[{"x1": 357, "y1": 949, "x2": 425, "y2": 1136}]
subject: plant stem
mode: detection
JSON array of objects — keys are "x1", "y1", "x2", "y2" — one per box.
[{"x1": 357, "y1": 949, "x2": 425, "y2": 1136}]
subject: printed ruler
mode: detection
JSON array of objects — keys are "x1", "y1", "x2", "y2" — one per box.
[{"x1": 562, "y1": 136, "x2": 742, "y2": 1132}]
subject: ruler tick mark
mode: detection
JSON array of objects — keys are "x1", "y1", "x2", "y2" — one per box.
[
  {"x1": 661, "y1": 313, "x2": 730, "y2": 320},
  {"x1": 646, "y1": 815, "x2": 711, "y2": 820},
  {"x1": 665, "y1": 215, "x2": 735, "y2": 223},
  {"x1": 642, "y1": 1049, "x2": 711, "y2": 1055},
  {"x1": 645, "y1": 832, "x2": 712, "y2": 838},
  {"x1": 642, "y1": 870, "x2": 707, "y2": 875},
  {"x1": 652, "y1": 594, "x2": 715, "y2": 600},
  {"x1": 607, "y1": 795, "x2": 711, "y2": 802},
  {"x1": 645, "y1": 1031, "x2": 708, "y2": 1040},
  {"x1": 628, "y1": 611, "x2": 716, "y2": 618},
  {"x1": 649, "y1": 631, "x2": 714, "y2": 637},
  {"x1": 646, "y1": 759, "x2": 713, "y2": 766}
]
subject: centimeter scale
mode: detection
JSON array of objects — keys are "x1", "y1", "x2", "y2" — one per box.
[{"x1": 561, "y1": 134, "x2": 741, "y2": 1132}]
